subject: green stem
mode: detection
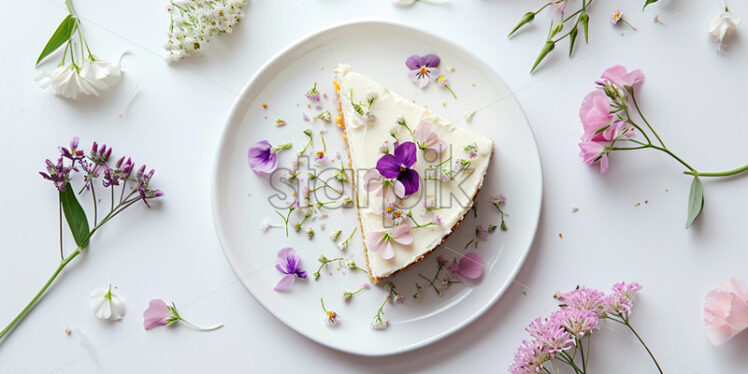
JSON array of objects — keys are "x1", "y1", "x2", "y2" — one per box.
[
  {"x1": 58, "y1": 198, "x2": 64, "y2": 260},
  {"x1": 629, "y1": 90, "x2": 664, "y2": 147},
  {"x1": 684, "y1": 164, "x2": 748, "y2": 177},
  {"x1": 0, "y1": 248, "x2": 80, "y2": 340},
  {"x1": 623, "y1": 318, "x2": 663, "y2": 374},
  {"x1": 0, "y1": 190, "x2": 145, "y2": 341},
  {"x1": 577, "y1": 338, "x2": 586, "y2": 373},
  {"x1": 444, "y1": 85, "x2": 457, "y2": 100}
]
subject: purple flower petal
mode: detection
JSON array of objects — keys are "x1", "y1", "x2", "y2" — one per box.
[
  {"x1": 394, "y1": 142, "x2": 417, "y2": 168},
  {"x1": 376, "y1": 154, "x2": 402, "y2": 179},
  {"x1": 459, "y1": 253, "x2": 484, "y2": 279},
  {"x1": 273, "y1": 274, "x2": 295, "y2": 291},
  {"x1": 405, "y1": 55, "x2": 425, "y2": 70},
  {"x1": 398, "y1": 168, "x2": 420, "y2": 196},
  {"x1": 248, "y1": 140, "x2": 278, "y2": 174},
  {"x1": 421, "y1": 54, "x2": 441, "y2": 68}
]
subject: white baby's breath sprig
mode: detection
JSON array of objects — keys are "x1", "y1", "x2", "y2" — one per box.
[{"x1": 164, "y1": 0, "x2": 248, "y2": 63}]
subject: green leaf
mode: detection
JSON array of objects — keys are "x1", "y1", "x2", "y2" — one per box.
[
  {"x1": 530, "y1": 40, "x2": 555, "y2": 73},
  {"x1": 60, "y1": 185, "x2": 90, "y2": 248},
  {"x1": 36, "y1": 15, "x2": 77, "y2": 66},
  {"x1": 643, "y1": 0, "x2": 659, "y2": 10},
  {"x1": 685, "y1": 176, "x2": 704, "y2": 229},
  {"x1": 568, "y1": 25, "x2": 579, "y2": 57}
]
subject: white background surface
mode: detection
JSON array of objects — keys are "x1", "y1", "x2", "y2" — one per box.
[{"x1": 1, "y1": 0, "x2": 746, "y2": 373}]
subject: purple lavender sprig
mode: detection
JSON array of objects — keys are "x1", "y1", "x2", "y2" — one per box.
[{"x1": 0, "y1": 137, "x2": 164, "y2": 343}]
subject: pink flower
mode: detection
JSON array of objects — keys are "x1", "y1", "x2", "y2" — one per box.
[
  {"x1": 601, "y1": 65, "x2": 645, "y2": 91},
  {"x1": 365, "y1": 222, "x2": 413, "y2": 260},
  {"x1": 143, "y1": 299, "x2": 173, "y2": 330},
  {"x1": 414, "y1": 122, "x2": 446, "y2": 155},
  {"x1": 703, "y1": 277, "x2": 748, "y2": 346},
  {"x1": 557, "y1": 287, "x2": 607, "y2": 315},
  {"x1": 476, "y1": 225, "x2": 489, "y2": 240},
  {"x1": 526, "y1": 316, "x2": 574, "y2": 356},
  {"x1": 363, "y1": 169, "x2": 405, "y2": 203},
  {"x1": 550, "y1": 308, "x2": 600, "y2": 337},
  {"x1": 551, "y1": 0, "x2": 567, "y2": 13},
  {"x1": 509, "y1": 339, "x2": 551, "y2": 374},
  {"x1": 579, "y1": 90, "x2": 613, "y2": 140},
  {"x1": 579, "y1": 141, "x2": 609, "y2": 174}
]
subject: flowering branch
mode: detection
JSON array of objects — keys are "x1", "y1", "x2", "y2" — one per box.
[
  {"x1": 579, "y1": 66, "x2": 748, "y2": 228},
  {"x1": 1, "y1": 138, "x2": 162, "y2": 342}
]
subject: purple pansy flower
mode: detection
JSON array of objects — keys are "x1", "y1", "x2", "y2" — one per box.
[
  {"x1": 248, "y1": 140, "x2": 292, "y2": 174},
  {"x1": 274, "y1": 247, "x2": 307, "y2": 291},
  {"x1": 406, "y1": 54, "x2": 441, "y2": 88},
  {"x1": 376, "y1": 141, "x2": 419, "y2": 196}
]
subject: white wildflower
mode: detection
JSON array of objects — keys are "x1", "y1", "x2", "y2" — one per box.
[
  {"x1": 708, "y1": 7, "x2": 740, "y2": 47},
  {"x1": 89, "y1": 286, "x2": 125, "y2": 321}
]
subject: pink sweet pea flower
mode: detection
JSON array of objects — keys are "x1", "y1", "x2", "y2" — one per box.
[
  {"x1": 366, "y1": 222, "x2": 413, "y2": 260},
  {"x1": 601, "y1": 65, "x2": 645, "y2": 91},
  {"x1": 143, "y1": 299, "x2": 173, "y2": 330},
  {"x1": 579, "y1": 90, "x2": 613, "y2": 140},
  {"x1": 414, "y1": 122, "x2": 446, "y2": 156},
  {"x1": 579, "y1": 141, "x2": 609, "y2": 174},
  {"x1": 703, "y1": 277, "x2": 748, "y2": 346}
]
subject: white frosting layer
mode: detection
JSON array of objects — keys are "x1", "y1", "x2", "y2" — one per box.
[{"x1": 336, "y1": 64, "x2": 494, "y2": 279}]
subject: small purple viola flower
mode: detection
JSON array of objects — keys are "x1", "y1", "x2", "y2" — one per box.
[
  {"x1": 59, "y1": 137, "x2": 84, "y2": 162},
  {"x1": 376, "y1": 141, "x2": 419, "y2": 195},
  {"x1": 406, "y1": 54, "x2": 441, "y2": 88},
  {"x1": 39, "y1": 157, "x2": 72, "y2": 191},
  {"x1": 135, "y1": 165, "x2": 164, "y2": 206},
  {"x1": 248, "y1": 140, "x2": 292, "y2": 174},
  {"x1": 274, "y1": 247, "x2": 307, "y2": 291}
]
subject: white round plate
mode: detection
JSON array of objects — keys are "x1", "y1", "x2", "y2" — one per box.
[{"x1": 212, "y1": 20, "x2": 542, "y2": 356}]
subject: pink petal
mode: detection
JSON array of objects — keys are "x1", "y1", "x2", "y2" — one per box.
[
  {"x1": 363, "y1": 169, "x2": 381, "y2": 192},
  {"x1": 721, "y1": 277, "x2": 748, "y2": 301},
  {"x1": 273, "y1": 274, "x2": 295, "y2": 291},
  {"x1": 143, "y1": 299, "x2": 171, "y2": 330},
  {"x1": 392, "y1": 180, "x2": 405, "y2": 199},
  {"x1": 366, "y1": 232, "x2": 386, "y2": 253},
  {"x1": 414, "y1": 123, "x2": 428, "y2": 143},
  {"x1": 459, "y1": 252, "x2": 484, "y2": 279},
  {"x1": 599, "y1": 153, "x2": 609, "y2": 174},
  {"x1": 394, "y1": 232, "x2": 413, "y2": 245},
  {"x1": 380, "y1": 241, "x2": 395, "y2": 260}
]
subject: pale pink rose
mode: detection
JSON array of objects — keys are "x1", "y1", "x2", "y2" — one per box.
[
  {"x1": 579, "y1": 90, "x2": 613, "y2": 140},
  {"x1": 703, "y1": 277, "x2": 748, "y2": 346},
  {"x1": 601, "y1": 65, "x2": 645, "y2": 90}
]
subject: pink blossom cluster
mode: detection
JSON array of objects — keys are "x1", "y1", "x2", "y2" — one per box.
[
  {"x1": 509, "y1": 282, "x2": 642, "y2": 373},
  {"x1": 578, "y1": 66, "x2": 645, "y2": 174}
]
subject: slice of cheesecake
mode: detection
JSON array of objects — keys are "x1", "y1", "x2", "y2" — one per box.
[{"x1": 335, "y1": 64, "x2": 494, "y2": 283}]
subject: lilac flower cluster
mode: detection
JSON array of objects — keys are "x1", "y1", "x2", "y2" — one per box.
[
  {"x1": 40, "y1": 137, "x2": 163, "y2": 205},
  {"x1": 509, "y1": 282, "x2": 657, "y2": 374}
]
